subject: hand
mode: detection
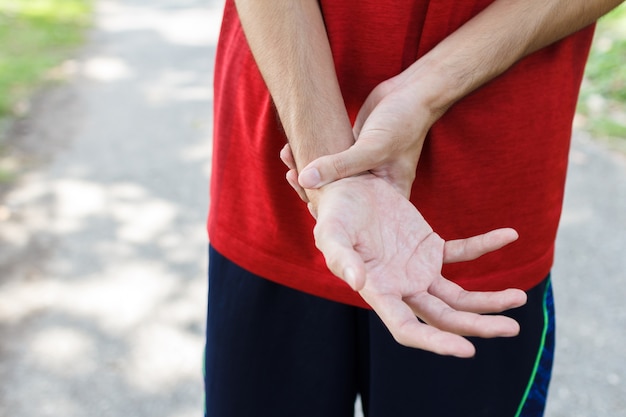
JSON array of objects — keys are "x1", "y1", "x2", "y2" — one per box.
[
  {"x1": 311, "y1": 174, "x2": 527, "y2": 357},
  {"x1": 296, "y1": 72, "x2": 440, "y2": 198}
]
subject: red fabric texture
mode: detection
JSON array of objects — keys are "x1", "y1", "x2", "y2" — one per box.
[{"x1": 209, "y1": 0, "x2": 595, "y2": 309}]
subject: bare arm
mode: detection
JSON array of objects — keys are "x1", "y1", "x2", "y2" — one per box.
[
  {"x1": 234, "y1": 0, "x2": 353, "y2": 204},
  {"x1": 296, "y1": 0, "x2": 625, "y2": 192},
  {"x1": 412, "y1": 0, "x2": 623, "y2": 115}
]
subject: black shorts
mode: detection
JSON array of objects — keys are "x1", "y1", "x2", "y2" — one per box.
[{"x1": 204, "y1": 246, "x2": 554, "y2": 417}]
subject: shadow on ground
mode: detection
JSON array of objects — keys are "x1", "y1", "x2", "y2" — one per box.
[{"x1": 0, "y1": 1, "x2": 224, "y2": 415}]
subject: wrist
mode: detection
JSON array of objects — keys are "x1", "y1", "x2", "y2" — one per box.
[
  {"x1": 402, "y1": 56, "x2": 460, "y2": 122},
  {"x1": 305, "y1": 172, "x2": 376, "y2": 213}
]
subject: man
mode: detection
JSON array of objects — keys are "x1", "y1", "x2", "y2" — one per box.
[{"x1": 205, "y1": 1, "x2": 623, "y2": 416}]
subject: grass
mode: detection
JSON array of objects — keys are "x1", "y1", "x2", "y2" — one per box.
[
  {"x1": 0, "y1": 0, "x2": 91, "y2": 184},
  {"x1": 576, "y1": 3, "x2": 626, "y2": 144},
  {"x1": 0, "y1": 0, "x2": 92, "y2": 119}
]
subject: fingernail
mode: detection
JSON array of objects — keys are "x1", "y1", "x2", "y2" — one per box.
[{"x1": 299, "y1": 168, "x2": 321, "y2": 188}]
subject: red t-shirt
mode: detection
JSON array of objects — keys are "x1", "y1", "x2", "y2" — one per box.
[{"x1": 209, "y1": 0, "x2": 595, "y2": 309}]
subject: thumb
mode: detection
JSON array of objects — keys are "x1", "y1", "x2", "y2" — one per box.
[
  {"x1": 313, "y1": 224, "x2": 366, "y2": 291},
  {"x1": 298, "y1": 141, "x2": 383, "y2": 189}
]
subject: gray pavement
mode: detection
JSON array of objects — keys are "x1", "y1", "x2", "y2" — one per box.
[
  {"x1": 0, "y1": 0, "x2": 222, "y2": 415},
  {"x1": 0, "y1": 0, "x2": 624, "y2": 416},
  {"x1": 548, "y1": 132, "x2": 626, "y2": 417}
]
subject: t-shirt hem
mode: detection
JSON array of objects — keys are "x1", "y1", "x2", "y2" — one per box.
[
  {"x1": 209, "y1": 225, "x2": 371, "y2": 309},
  {"x1": 209, "y1": 225, "x2": 554, "y2": 309}
]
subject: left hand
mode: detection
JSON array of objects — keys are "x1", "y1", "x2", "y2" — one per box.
[{"x1": 310, "y1": 174, "x2": 526, "y2": 357}]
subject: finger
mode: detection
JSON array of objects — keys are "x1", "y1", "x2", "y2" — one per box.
[
  {"x1": 286, "y1": 169, "x2": 309, "y2": 202},
  {"x1": 313, "y1": 222, "x2": 366, "y2": 291},
  {"x1": 429, "y1": 278, "x2": 528, "y2": 314},
  {"x1": 279, "y1": 143, "x2": 298, "y2": 171},
  {"x1": 443, "y1": 228, "x2": 519, "y2": 264},
  {"x1": 364, "y1": 292, "x2": 476, "y2": 357},
  {"x1": 404, "y1": 291, "x2": 521, "y2": 339},
  {"x1": 298, "y1": 140, "x2": 386, "y2": 189}
]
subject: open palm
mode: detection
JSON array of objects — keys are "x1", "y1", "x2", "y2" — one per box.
[{"x1": 313, "y1": 174, "x2": 527, "y2": 357}]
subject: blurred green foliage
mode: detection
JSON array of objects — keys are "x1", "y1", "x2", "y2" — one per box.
[
  {"x1": 0, "y1": 0, "x2": 92, "y2": 118},
  {"x1": 577, "y1": 3, "x2": 626, "y2": 142}
]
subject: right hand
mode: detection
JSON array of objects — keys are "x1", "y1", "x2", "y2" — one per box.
[
  {"x1": 310, "y1": 174, "x2": 527, "y2": 357},
  {"x1": 294, "y1": 72, "x2": 443, "y2": 198}
]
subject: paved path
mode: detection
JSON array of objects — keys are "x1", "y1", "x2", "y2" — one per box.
[
  {"x1": 548, "y1": 132, "x2": 626, "y2": 417},
  {"x1": 0, "y1": 0, "x2": 222, "y2": 415},
  {"x1": 0, "y1": 1, "x2": 624, "y2": 416}
]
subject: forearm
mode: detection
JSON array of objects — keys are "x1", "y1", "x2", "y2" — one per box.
[
  {"x1": 407, "y1": 0, "x2": 624, "y2": 115},
  {"x1": 234, "y1": 0, "x2": 353, "y2": 172}
]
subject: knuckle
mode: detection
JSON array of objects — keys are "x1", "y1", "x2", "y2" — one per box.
[
  {"x1": 312, "y1": 224, "x2": 322, "y2": 244},
  {"x1": 367, "y1": 140, "x2": 389, "y2": 163},
  {"x1": 375, "y1": 79, "x2": 396, "y2": 96},
  {"x1": 331, "y1": 155, "x2": 350, "y2": 178},
  {"x1": 312, "y1": 224, "x2": 329, "y2": 252},
  {"x1": 392, "y1": 329, "x2": 415, "y2": 347},
  {"x1": 390, "y1": 319, "x2": 418, "y2": 347}
]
